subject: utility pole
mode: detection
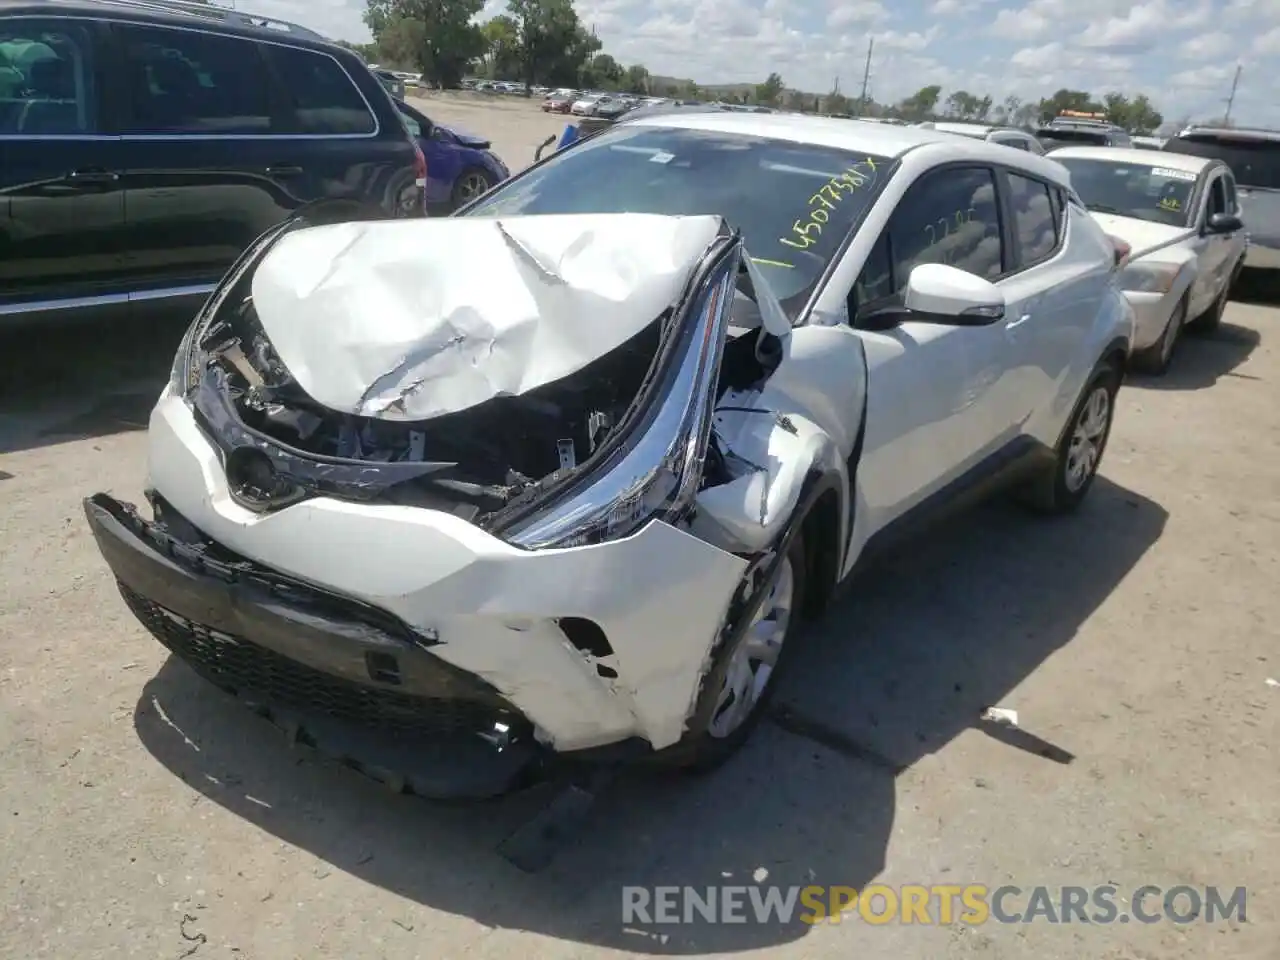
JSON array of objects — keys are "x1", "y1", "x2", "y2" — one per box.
[
  {"x1": 1223, "y1": 63, "x2": 1242, "y2": 125},
  {"x1": 859, "y1": 37, "x2": 873, "y2": 114}
]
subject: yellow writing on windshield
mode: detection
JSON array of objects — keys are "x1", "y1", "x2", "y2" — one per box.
[
  {"x1": 1159, "y1": 196, "x2": 1182, "y2": 211},
  {"x1": 780, "y1": 158, "x2": 880, "y2": 250}
]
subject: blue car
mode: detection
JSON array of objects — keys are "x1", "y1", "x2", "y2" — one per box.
[{"x1": 393, "y1": 99, "x2": 510, "y2": 214}]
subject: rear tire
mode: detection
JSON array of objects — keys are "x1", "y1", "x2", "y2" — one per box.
[
  {"x1": 1019, "y1": 361, "x2": 1120, "y2": 515},
  {"x1": 667, "y1": 531, "x2": 808, "y2": 774}
]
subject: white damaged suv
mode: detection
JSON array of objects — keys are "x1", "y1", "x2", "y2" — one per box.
[{"x1": 85, "y1": 114, "x2": 1134, "y2": 797}]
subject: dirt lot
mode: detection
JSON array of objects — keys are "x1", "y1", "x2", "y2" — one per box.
[{"x1": 1, "y1": 96, "x2": 1277, "y2": 960}]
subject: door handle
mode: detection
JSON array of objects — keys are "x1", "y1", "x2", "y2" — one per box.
[
  {"x1": 64, "y1": 169, "x2": 119, "y2": 186},
  {"x1": 265, "y1": 165, "x2": 304, "y2": 178},
  {"x1": 1006, "y1": 313, "x2": 1031, "y2": 329}
]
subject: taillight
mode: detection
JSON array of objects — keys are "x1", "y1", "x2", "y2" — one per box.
[
  {"x1": 1108, "y1": 234, "x2": 1130, "y2": 270},
  {"x1": 413, "y1": 142, "x2": 427, "y2": 184}
]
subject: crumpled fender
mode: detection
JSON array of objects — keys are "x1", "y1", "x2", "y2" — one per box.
[{"x1": 692, "y1": 325, "x2": 864, "y2": 556}]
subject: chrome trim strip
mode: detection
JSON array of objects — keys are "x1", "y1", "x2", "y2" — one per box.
[
  {"x1": 0, "y1": 283, "x2": 216, "y2": 317},
  {"x1": 0, "y1": 14, "x2": 381, "y2": 140}
]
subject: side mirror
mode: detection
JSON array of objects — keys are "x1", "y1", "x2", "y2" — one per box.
[
  {"x1": 1206, "y1": 212, "x2": 1243, "y2": 234},
  {"x1": 903, "y1": 263, "x2": 1006, "y2": 324}
]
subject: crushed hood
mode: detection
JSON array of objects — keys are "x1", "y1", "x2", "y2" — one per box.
[
  {"x1": 1090, "y1": 212, "x2": 1192, "y2": 261},
  {"x1": 248, "y1": 212, "x2": 724, "y2": 421}
]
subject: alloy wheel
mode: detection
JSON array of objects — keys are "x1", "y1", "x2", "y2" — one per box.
[
  {"x1": 707, "y1": 556, "x2": 795, "y2": 739},
  {"x1": 1065, "y1": 385, "x2": 1111, "y2": 493},
  {"x1": 456, "y1": 172, "x2": 491, "y2": 203}
]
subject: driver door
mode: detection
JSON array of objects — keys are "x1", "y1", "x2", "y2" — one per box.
[{"x1": 848, "y1": 164, "x2": 1014, "y2": 533}]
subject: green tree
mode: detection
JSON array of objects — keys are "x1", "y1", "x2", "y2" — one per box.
[
  {"x1": 507, "y1": 0, "x2": 597, "y2": 91},
  {"x1": 480, "y1": 15, "x2": 520, "y2": 79},
  {"x1": 897, "y1": 84, "x2": 942, "y2": 120},
  {"x1": 1036, "y1": 89, "x2": 1103, "y2": 122},
  {"x1": 623, "y1": 64, "x2": 650, "y2": 94},
  {"x1": 1102, "y1": 91, "x2": 1163, "y2": 134},
  {"x1": 363, "y1": 0, "x2": 484, "y2": 88},
  {"x1": 754, "y1": 72, "x2": 785, "y2": 106},
  {"x1": 827, "y1": 90, "x2": 850, "y2": 116},
  {"x1": 581, "y1": 52, "x2": 623, "y2": 89}
]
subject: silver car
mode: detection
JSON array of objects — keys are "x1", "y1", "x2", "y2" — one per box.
[
  {"x1": 1052, "y1": 146, "x2": 1247, "y2": 374},
  {"x1": 914, "y1": 120, "x2": 1046, "y2": 154},
  {"x1": 1162, "y1": 126, "x2": 1280, "y2": 274}
]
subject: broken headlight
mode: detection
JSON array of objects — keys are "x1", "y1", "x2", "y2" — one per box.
[{"x1": 505, "y1": 239, "x2": 742, "y2": 550}]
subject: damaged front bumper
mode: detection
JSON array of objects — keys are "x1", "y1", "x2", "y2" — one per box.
[{"x1": 84, "y1": 211, "x2": 806, "y2": 797}]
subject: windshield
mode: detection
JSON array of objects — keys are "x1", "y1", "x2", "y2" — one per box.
[
  {"x1": 459, "y1": 124, "x2": 893, "y2": 317},
  {"x1": 1163, "y1": 134, "x2": 1280, "y2": 189},
  {"x1": 1057, "y1": 158, "x2": 1197, "y2": 227}
]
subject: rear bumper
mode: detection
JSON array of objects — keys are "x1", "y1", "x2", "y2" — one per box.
[{"x1": 86, "y1": 493, "x2": 547, "y2": 798}]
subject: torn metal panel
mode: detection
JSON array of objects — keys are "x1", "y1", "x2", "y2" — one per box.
[{"x1": 248, "y1": 212, "x2": 725, "y2": 422}]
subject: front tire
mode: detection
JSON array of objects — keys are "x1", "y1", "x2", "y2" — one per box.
[
  {"x1": 669, "y1": 531, "x2": 808, "y2": 773},
  {"x1": 1019, "y1": 361, "x2": 1119, "y2": 514},
  {"x1": 1186, "y1": 278, "x2": 1230, "y2": 335},
  {"x1": 1132, "y1": 297, "x2": 1186, "y2": 375},
  {"x1": 450, "y1": 167, "x2": 492, "y2": 209}
]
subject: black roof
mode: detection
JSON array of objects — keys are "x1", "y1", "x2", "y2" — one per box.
[{"x1": 0, "y1": 0, "x2": 346, "y2": 54}]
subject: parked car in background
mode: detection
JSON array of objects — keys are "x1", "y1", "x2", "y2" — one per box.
[
  {"x1": 0, "y1": 0, "x2": 425, "y2": 326},
  {"x1": 592, "y1": 97, "x2": 634, "y2": 120},
  {"x1": 1131, "y1": 135, "x2": 1166, "y2": 151},
  {"x1": 914, "y1": 120, "x2": 1046, "y2": 154},
  {"x1": 1036, "y1": 117, "x2": 1132, "y2": 151},
  {"x1": 1053, "y1": 146, "x2": 1245, "y2": 373},
  {"x1": 394, "y1": 98, "x2": 508, "y2": 213},
  {"x1": 571, "y1": 92, "x2": 610, "y2": 115},
  {"x1": 1163, "y1": 125, "x2": 1280, "y2": 276},
  {"x1": 85, "y1": 114, "x2": 1133, "y2": 799},
  {"x1": 542, "y1": 90, "x2": 576, "y2": 113},
  {"x1": 373, "y1": 68, "x2": 406, "y2": 100}
]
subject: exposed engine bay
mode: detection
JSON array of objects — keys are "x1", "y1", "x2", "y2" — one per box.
[{"x1": 187, "y1": 214, "x2": 777, "y2": 526}]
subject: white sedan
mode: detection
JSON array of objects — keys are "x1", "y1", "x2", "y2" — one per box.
[
  {"x1": 1051, "y1": 146, "x2": 1247, "y2": 374},
  {"x1": 84, "y1": 115, "x2": 1133, "y2": 797}
]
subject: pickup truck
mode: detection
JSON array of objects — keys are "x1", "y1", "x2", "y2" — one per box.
[{"x1": 1163, "y1": 126, "x2": 1280, "y2": 273}]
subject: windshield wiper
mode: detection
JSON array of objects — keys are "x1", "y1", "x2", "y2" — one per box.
[{"x1": 1085, "y1": 203, "x2": 1126, "y2": 215}]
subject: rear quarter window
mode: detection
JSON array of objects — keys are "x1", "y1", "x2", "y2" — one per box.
[{"x1": 267, "y1": 45, "x2": 376, "y2": 136}]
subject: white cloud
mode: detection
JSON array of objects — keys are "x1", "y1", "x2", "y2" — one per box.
[
  {"x1": 1178, "y1": 32, "x2": 1233, "y2": 60},
  {"x1": 1253, "y1": 25, "x2": 1280, "y2": 53},
  {"x1": 825, "y1": 1, "x2": 889, "y2": 31},
  {"x1": 989, "y1": 7, "x2": 1054, "y2": 39},
  {"x1": 1077, "y1": 0, "x2": 1210, "y2": 48},
  {"x1": 1169, "y1": 63, "x2": 1238, "y2": 89}
]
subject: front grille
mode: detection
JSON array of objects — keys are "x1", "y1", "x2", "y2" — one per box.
[{"x1": 120, "y1": 584, "x2": 511, "y2": 737}]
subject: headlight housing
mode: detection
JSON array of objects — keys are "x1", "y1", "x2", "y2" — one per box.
[
  {"x1": 503, "y1": 236, "x2": 742, "y2": 550},
  {"x1": 1118, "y1": 261, "x2": 1181, "y2": 294}
]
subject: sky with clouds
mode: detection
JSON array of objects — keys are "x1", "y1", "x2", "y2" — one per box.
[{"x1": 243, "y1": 0, "x2": 1280, "y2": 126}]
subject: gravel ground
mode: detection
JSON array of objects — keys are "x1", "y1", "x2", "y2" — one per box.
[{"x1": 1, "y1": 96, "x2": 1277, "y2": 960}]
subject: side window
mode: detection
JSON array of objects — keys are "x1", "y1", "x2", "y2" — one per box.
[
  {"x1": 115, "y1": 24, "x2": 273, "y2": 135},
  {"x1": 850, "y1": 167, "x2": 1003, "y2": 315},
  {"x1": 889, "y1": 166, "x2": 1004, "y2": 283},
  {"x1": 0, "y1": 19, "x2": 98, "y2": 135},
  {"x1": 1207, "y1": 176, "x2": 1228, "y2": 217},
  {"x1": 994, "y1": 135, "x2": 1030, "y2": 151},
  {"x1": 267, "y1": 45, "x2": 376, "y2": 135},
  {"x1": 1005, "y1": 172, "x2": 1058, "y2": 266},
  {"x1": 1222, "y1": 174, "x2": 1238, "y2": 214}
]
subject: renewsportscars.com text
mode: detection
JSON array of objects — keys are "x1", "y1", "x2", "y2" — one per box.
[{"x1": 621, "y1": 884, "x2": 1247, "y2": 926}]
